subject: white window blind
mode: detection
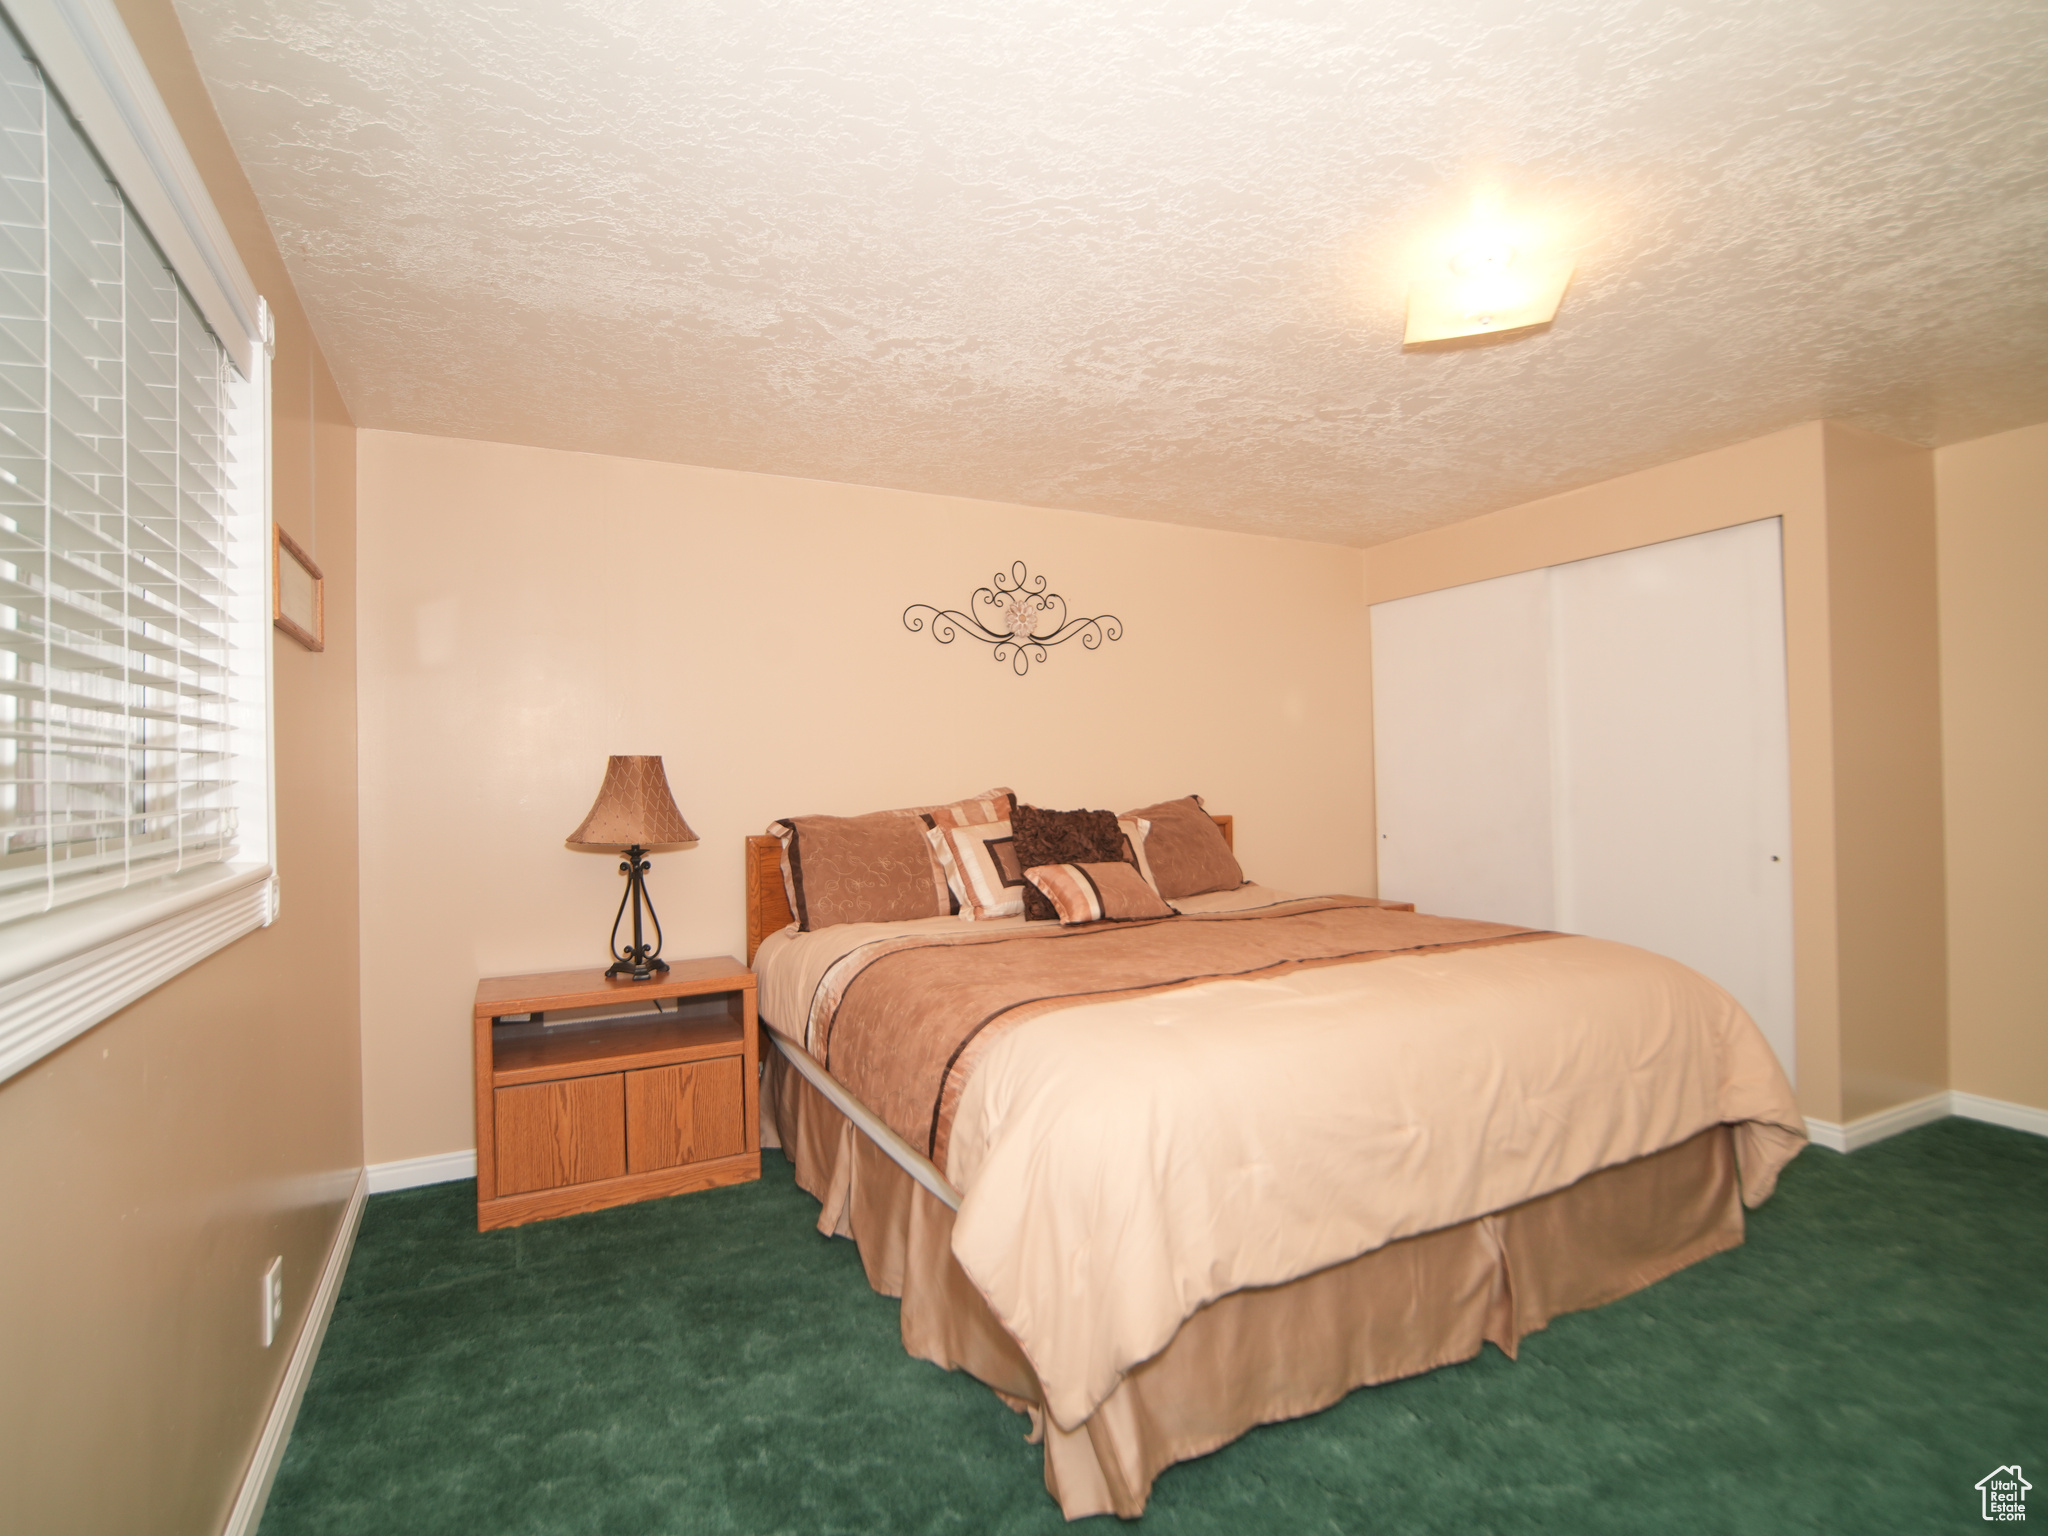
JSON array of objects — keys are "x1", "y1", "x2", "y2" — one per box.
[{"x1": 0, "y1": 15, "x2": 253, "y2": 924}]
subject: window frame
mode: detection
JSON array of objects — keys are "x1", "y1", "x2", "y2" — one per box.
[{"x1": 0, "y1": 0, "x2": 275, "y2": 1086}]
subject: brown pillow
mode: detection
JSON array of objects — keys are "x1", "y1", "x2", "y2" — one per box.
[
  {"x1": 1025, "y1": 862, "x2": 1176, "y2": 926},
  {"x1": 772, "y1": 811, "x2": 948, "y2": 931},
  {"x1": 770, "y1": 788, "x2": 1014, "y2": 931},
  {"x1": 1120, "y1": 795, "x2": 1243, "y2": 899},
  {"x1": 1011, "y1": 804, "x2": 1137, "y2": 921}
]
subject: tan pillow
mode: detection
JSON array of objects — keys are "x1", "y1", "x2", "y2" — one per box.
[
  {"x1": 1024, "y1": 862, "x2": 1176, "y2": 925},
  {"x1": 1119, "y1": 794, "x2": 1243, "y2": 899},
  {"x1": 770, "y1": 788, "x2": 1014, "y2": 931}
]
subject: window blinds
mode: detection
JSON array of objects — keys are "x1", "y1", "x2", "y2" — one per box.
[{"x1": 0, "y1": 19, "x2": 249, "y2": 925}]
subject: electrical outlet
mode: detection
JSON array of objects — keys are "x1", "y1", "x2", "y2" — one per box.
[{"x1": 260, "y1": 1257, "x2": 283, "y2": 1348}]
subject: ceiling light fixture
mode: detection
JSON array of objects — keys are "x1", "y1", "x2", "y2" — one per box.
[{"x1": 1404, "y1": 220, "x2": 1573, "y2": 346}]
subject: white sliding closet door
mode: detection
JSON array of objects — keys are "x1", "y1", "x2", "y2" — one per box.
[
  {"x1": 1547, "y1": 523, "x2": 1795, "y2": 1076},
  {"x1": 1370, "y1": 520, "x2": 1796, "y2": 1080},
  {"x1": 1370, "y1": 569, "x2": 1556, "y2": 931}
]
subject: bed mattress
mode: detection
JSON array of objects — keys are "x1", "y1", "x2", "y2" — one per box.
[
  {"x1": 753, "y1": 887, "x2": 1806, "y2": 1438},
  {"x1": 766, "y1": 1044, "x2": 1751, "y2": 1518}
]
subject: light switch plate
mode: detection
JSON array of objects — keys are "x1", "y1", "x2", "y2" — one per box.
[{"x1": 260, "y1": 1256, "x2": 283, "y2": 1347}]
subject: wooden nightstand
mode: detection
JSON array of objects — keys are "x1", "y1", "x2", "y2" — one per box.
[{"x1": 472, "y1": 957, "x2": 759, "y2": 1231}]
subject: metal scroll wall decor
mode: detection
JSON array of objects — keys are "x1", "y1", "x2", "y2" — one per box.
[{"x1": 904, "y1": 562, "x2": 1122, "y2": 675}]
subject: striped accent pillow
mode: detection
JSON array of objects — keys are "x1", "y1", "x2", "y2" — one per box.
[
  {"x1": 924, "y1": 789, "x2": 1017, "y2": 830},
  {"x1": 928, "y1": 820, "x2": 1029, "y2": 921},
  {"x1": 1116, "y1": 816, "x2": 1158, "y2": 893},
  {"x1": 1024, "y1": 861, "x2": 1177, "y2": 926}
]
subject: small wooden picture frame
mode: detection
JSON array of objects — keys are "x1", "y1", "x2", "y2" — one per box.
[{"x1": 273, "y1": 523, "x2": 325, "y2": 652}]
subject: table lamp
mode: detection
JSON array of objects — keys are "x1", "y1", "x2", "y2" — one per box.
[{"x1": 566, "y1": 755, "x2": 697, "y2": 979}]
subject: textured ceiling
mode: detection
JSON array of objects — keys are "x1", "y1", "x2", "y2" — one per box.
[{"x1": 174, "y1": 0, "x2": 2048, "y2": 545}]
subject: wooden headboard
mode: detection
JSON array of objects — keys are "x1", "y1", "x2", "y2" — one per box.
[{"x1": 746, "y1": 814, "x2": 1232, "y2": 965}]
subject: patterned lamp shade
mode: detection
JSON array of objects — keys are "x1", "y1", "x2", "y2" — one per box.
[{"x1": 565, "y1": 756, "x2": 697, "y2": 848}]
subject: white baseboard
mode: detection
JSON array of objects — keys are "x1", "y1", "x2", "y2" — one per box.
[
  {"x1": 1805, "y1": 1089, "x2": 2048, "y2": 1153},
  {"x1": 367, "y1": 1149, "x2": 477, "y2": 1193},
  {"x1": 1803, "y1": 1122, "x2": 1845, "y2": 1153},
  {"x1": 1951, "y1": 1090, "x2": 2048, "y2": 1139},
  {"x1": 1805, "y1": 1091, "x2": 1950, "y2": 1153},
  {"x1": 220, "y1": 1165, "x2": 367, "y2": 1536}
]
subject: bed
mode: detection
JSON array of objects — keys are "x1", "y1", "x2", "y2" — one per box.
[{"x1": 743, "y1": 817, "x2": 1806, "y2": 1519}]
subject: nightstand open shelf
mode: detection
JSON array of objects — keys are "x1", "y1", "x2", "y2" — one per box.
[
  {"x1": 491, "y1": 1002, "x2": 745, "y2": 1086},
  {"x1": 473, "y1": 957, "x2": 759, "y2": 1231}
]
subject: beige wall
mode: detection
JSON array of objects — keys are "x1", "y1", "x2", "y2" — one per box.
[
  {"x1": 1935, "y1": 421, "x2": 2048, "y2": 1114},
  {"x1": 1821, "y1": 425, "x2": 1947, "y2": 1118},
  {"x1": 0, "y1": 6, "x2": 361, "y2": 1535},
  {"x1": 356, "y1": 429, "x2": 1373, "y2": 1166},
  {"x1": 1362, "y1": 421, "x2": 1949, "y2": 1126}
]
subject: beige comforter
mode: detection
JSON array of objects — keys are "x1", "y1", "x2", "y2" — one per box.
[{"x1": 754, "y1": 890, "x2": 1806, "y2": 1431}]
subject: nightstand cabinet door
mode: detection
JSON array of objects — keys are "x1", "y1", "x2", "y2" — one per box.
[
  {"x1": 625, "y1": 1058, "x2": 746, "y2": 1173},
  {"x1": 496, "y1": 1075, "x2": 627, "y2": 1195}
]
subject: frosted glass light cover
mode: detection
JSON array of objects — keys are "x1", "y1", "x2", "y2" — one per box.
[{"x1": 1404, "y1": 258, "x2": 1574, "y2": 345}]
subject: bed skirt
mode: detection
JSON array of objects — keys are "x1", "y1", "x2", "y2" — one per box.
[{"x1": 763, "y1": 1044, "x2": 1744, "y2": 1520}]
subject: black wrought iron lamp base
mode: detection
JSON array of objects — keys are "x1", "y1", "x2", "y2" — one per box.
[{"x1": 606, "y1": 844, "x2": 670, "y2": 981}]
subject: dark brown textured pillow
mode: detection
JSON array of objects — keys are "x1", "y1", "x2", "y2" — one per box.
[
  {"x1": 1011, "y1": 804, "x2": 1136, "y2": 921},
  {"x1": 1121, "y1": 795, "x2": 1244, "y2": 899}
]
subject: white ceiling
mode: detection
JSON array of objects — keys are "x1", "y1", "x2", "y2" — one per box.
[{"x1": 173, "y1": 0, "x2": 2048, "y2": 546}]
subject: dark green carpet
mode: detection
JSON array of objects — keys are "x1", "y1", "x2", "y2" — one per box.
[{"x1": 259, "y1": 1119, "x2": 2046, "y2": 1534}]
